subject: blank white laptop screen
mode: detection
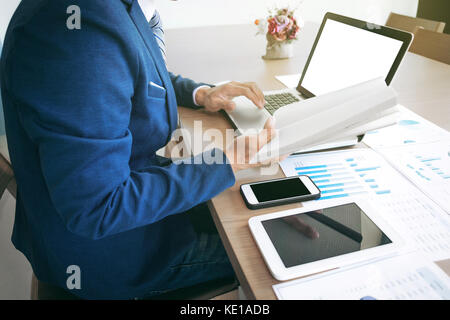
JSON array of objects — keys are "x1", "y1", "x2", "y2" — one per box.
[{"x1": 301, "y1": 19, "x2": 404, "y2": 96}]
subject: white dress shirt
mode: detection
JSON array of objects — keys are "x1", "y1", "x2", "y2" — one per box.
[
  {"x1": 137, "y1": 0, "x2": 156, "y2": 21},
  {"x1": 137, "y1": 0, "x2": 208, "y2": 106}
]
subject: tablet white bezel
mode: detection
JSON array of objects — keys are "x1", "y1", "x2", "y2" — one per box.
[{"x1": 248, "y1": 198, "x2": 403, "y2": 281}]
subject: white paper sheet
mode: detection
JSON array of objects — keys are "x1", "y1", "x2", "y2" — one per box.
[
  {"x1": 255, "y1": 78, "x2": 398, "y2": 162},
  {"x1": 363, "y1": 105, "x2": 450, "y2": 148},
  {"x1": 374, "y1": 141, "x2": 450, "y2": 214},
  {"x1": 273, "y1": 252, "x2": 450, "y2": 300},
  {"x1": 275, "y1": 74, "x2": 301, "y2": 89},
  {"x1": 280, "y1": 149, "x2": 450, "y2": 261}
]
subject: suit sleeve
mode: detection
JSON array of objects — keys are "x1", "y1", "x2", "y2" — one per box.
[
  {"x1": 169, "y1": 72, "x2": 211, "y2": 109},
  {"x1": 6, "y1": 0, "x2": 235, "y2": 240}
]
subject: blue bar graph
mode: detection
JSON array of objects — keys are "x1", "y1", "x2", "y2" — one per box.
[
  {"x1": 421, "y1": 158, "x2": 441, "y2": 162},
  {"x1": 317, "y1": 183, "x2": 345, "y2": 188},
  {"x1": 296, "y1": 164, "x2": 341, "y2": 171},
  {"x1": 309, "y1": 174, "x2": 332, "y2": 179},
  {"x1": 405, "y1": 150, "x2": 449, "y2": 184},
  {"x1": 319, "y1": 191, "x2": 368, "y2": 200},
  {"x1": 313, "y1": 179, "x2": 330, "y2": 184},
  {"x1": 355, "y1": 167, "x2": 380, "y2": 172},
  {"x1": 291, "y1": 155, "x2": 393, "y2": 202},
  {"x1": 296, "y1": 169, "x2": 328, "y2": 175},
  {"x1": 321, "y1": 188, "x2": 344, "y2": 194},
  {"x1": 295, "y1": 165, "x2": 327, "y2": 170},
  {"x1": 316, "y1": 181, "x2": 357, "y2": 188},
  {"x1": 319, "y1": 193, "x2": 349, "y2": 200}
]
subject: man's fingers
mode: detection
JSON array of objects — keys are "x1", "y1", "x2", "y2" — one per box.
[
  {"x1": 263, "y1": 116, "x2": 275, "y2": 131},
  {"x1": 222, "y1": 100, "x2": 236, "y2": 112},
  {"x1": 263, "y1": 117, "x2": 276, "y2": 140},
  {"x1": 228, "y1": 83, "x2": 264, "y2": 109},
  {"x1": 244, "y1": 82, "x2": 265, "y2": 108},
  {"x1": 278, "y1": 153, "x2": 289, "y2": 162},
  {"x1": 257, "y1": 117, "x2": 276, "y2": 150}
]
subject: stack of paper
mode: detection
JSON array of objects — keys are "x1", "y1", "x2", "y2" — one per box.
[
  {"x1": 254, "y1": 78, "x2": 399, "y2": 162},
  {"x1": 273, "y1": 252, "x2": 450, "y2": 300},
  {"x1": 363, "y1": 106, "x2": 450, "y2": 214},
  {"x1": 275, "y1": 124, "x2": 450, "y2": 299}
]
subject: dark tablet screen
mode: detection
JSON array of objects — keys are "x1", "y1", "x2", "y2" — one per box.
[{"x1": 261, "y1": 203, "x2": 392, "y2": 268}]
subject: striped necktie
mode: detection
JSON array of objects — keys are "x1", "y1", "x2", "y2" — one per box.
[{"x1": 149, "y1": 10, "x2": 167, "y2": 65}]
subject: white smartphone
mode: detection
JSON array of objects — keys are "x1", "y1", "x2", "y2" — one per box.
[{"x1": 240, "y1": 176, "x2": 321, "y2": 210}]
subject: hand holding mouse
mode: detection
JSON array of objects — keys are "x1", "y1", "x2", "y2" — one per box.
[{"x1": 195, "y1": 81, "x2": 266, "y2": 112}]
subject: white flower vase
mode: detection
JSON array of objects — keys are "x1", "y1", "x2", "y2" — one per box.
[{"x1": 263, "y1": 42, "x2": 294, "y2": 60}]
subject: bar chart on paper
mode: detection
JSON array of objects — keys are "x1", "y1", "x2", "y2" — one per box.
[
  {"x1": 377, "y1": 141, "x2": 450, "y2": 214},
  {"x1": 280, "y1": 150, "x2": 393, "y2": 201},
  {"x1": 280, "y1": 149, "x2": 450, "y2": 261}
]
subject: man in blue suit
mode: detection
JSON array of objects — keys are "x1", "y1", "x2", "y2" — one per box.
[{"x1": 0, "y1": 0, "x2": 277, "y2": 299}]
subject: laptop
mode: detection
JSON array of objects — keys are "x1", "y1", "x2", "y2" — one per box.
[{"x1": 226, "y1": 12, "x2": 413, "y2": 152}]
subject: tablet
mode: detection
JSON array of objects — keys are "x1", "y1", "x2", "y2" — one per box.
[{"x1": 249, "y1": 199, "x2": 403, "y2": 281}]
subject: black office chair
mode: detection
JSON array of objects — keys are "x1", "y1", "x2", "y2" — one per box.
[
  {"x1": 32, "y1": 274, "x2": 238, "y2": 300},
  {"x1": 0, "y1": 154, "x2": 15, "y2": 199},
  {"x1": 0, "y1": 41, "x2": 16, "y2": 200}
]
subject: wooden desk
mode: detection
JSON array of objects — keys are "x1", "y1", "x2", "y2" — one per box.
[{"x1": 166, "y1": 23, "x2": 450, "y2": 300}]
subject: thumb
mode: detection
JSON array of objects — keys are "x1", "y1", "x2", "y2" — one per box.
[
  {"x1": 223, "y1": 100, "x2": 236, "y2": 112},
  {"x1": 263, "y1": 117, "x2": 276, "y2": 140},
  {"x1": 258, "y1": 117, "x2": 276, "y2": 149}
]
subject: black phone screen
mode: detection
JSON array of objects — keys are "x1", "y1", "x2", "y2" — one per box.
[{"x1": 250, "y1": 177, "x2": 311, "y2": 203}]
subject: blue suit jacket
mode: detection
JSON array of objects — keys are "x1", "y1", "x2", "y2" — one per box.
[{"x1": 0, "y1": 0, "x2": 235, "y2": 299}]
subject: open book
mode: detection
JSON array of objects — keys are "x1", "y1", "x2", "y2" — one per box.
[{"x1": 254, "y1": 78, "x2": 399, "y2": 163}]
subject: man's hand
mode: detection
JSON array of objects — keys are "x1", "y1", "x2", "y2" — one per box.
[
  {"x1": 224, "y1": 118, "x2": 288, "y2": 174},
  {"x1": 195, "y1": 81, "x2": 266, "y2": 112}
]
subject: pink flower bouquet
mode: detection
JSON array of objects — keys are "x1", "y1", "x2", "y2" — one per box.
[
  {"x1": 256, "y1": 7, "x2": 302, "y2": 59},
  {"x1": 256, "y1": 8, "x2": 301, "y2": 46}
]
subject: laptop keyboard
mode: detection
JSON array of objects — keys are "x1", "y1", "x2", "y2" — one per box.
[{"x1": 264, "y1": 93, "x2": 300, "y2": 115}]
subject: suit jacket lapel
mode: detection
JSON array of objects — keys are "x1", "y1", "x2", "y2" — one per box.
[{"x1": 122, "y1": 0, "x2": 178, "y2": 138}]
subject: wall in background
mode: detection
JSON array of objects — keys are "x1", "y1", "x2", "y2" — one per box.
[
  {"x1": 0, "y1": 0, "x2": 20, "y2": 42},
  {"x1": 155, "y1": 0, "x2": 419, "y2": 29},
  {"x1": 1, "y1": 0, "x2": 419, "y2": 41}
]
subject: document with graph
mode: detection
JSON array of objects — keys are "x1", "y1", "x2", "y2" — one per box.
[
  {"x1": 374, "y1": 141, "x2": 450, "y2": 214},
  {"x1": 276, "y1": 109, "x2": 450, "y2": 300},
  {"x1": 363, "y1": 106, "x2": 450, "y2": 214},
  {"x1": 279, "y1": 149, "x2": 450, "y2": 261},
  {"x1": 363, "y1": 105, "x2": 450, "y2": 148},
  {"x1": 273, "y1": 252, "x2": 450, "y2": 300}
]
